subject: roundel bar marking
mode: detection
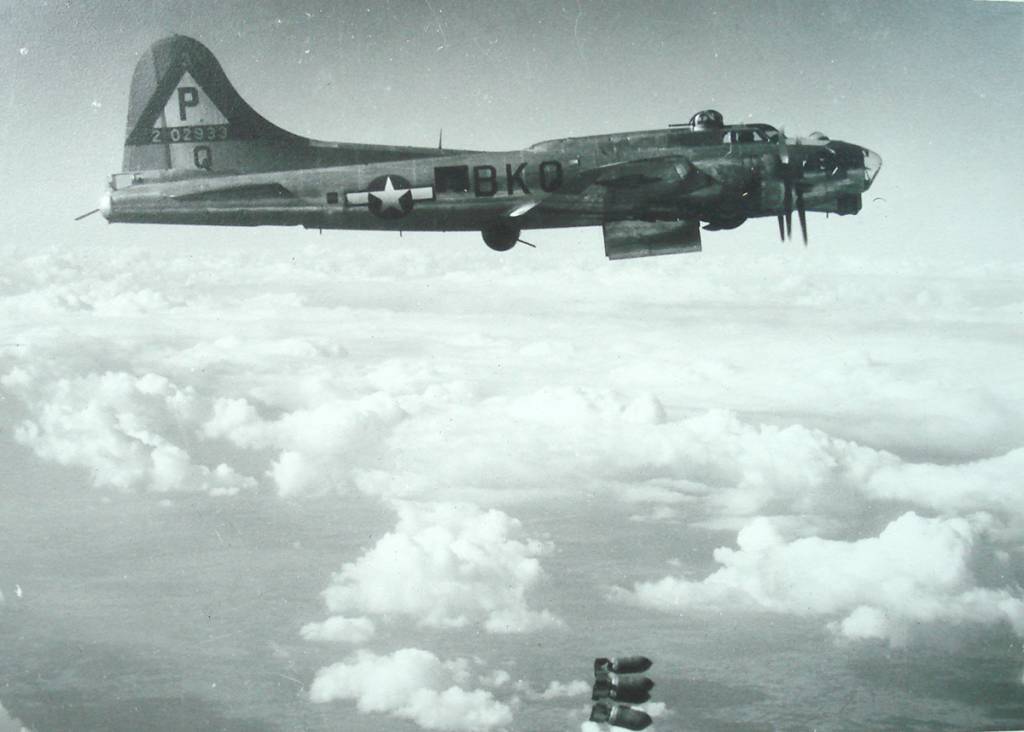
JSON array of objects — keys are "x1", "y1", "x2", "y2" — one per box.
[{"x1": 345, "y1": 175, "x2": 434, "y2": 219}]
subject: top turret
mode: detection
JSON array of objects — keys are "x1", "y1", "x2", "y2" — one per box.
[{"x1": 688, "y1": 109, "x2": 724, "y2": 130}]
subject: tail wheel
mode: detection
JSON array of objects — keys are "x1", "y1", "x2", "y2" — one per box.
[{"x1": 481, "y1": 222, "x2": 520, "y2": 252}]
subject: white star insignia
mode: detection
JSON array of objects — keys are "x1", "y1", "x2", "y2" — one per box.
[
  {"x1": 345, "y1": 178, "x2": 434, "y2": 212},
  {"x1": 369, "y1": 176, "x2": 410, "y2": 212}
]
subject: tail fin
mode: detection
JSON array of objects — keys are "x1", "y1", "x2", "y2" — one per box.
[{"x1": 122, "y1": 35, "x2": 443, "y2": 175}]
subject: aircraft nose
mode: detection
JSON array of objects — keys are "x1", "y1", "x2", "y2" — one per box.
[
  {"x1": 863, "y1": 149, "x2": 882, "y2": 188},
  {"x1": 99, "y1": 191, "x2": 112, "y2": 220}
]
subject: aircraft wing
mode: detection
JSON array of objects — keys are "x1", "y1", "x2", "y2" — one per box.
[
  {"x1": 513, "y1": 154, "x2": 712, "y2": 223},
  {"x1": 569, "y1": 155, "x2": 709, "y2": 196},
  {"x1": 512, "y1": 155, "x2": 714, "y2": 260},
  {"x1": 580, "y1": 155, "x2": 693, "y2": 190}
]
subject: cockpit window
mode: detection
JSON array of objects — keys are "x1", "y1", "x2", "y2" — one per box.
[{"x1": 723, "y1": 129, "x2": 767, "y2": 144}]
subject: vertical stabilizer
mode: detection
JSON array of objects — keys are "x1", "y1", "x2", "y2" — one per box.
[
  {"x1": 123, "y1": 35, "x2": 309, "y2": 174},
  {"x1": 121, "y1": 35, "x2": 453, "y2": 175}
]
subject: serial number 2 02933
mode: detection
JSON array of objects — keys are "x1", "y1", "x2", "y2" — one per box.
[{"x1": 151, "y1": 125, "x2": 229, "y2": 143}]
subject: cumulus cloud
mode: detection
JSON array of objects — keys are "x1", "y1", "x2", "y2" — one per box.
[
  {"x1": 640, "y1": 701, "x2": 668, "y2": 719},
  {"x1": 315, "y1": 501, "x2": 560, "y2": 633},
  {"x1": 378, "y1": 384, "x2": 1024, "y2": 532},
  {"x1": 621, "y1": 512, "x2": 1024, "y2": 645},
  {"x1": 577, "y1": 700, "x2": 668, "y2": 732},
  {"x1": 384, "y1": 388, "x2": 898, "y2": 518},
  {"x1": 309, "y1": 648, "x2": 512, "y2": 731},
  {"x1": 0, "y1": 701, "x2": 30, "y2": 732},
  {"x1": 478, "y1": 669, "x2": 511, "y2": 689},
  {"x1": 6, "y1": 239, "x2": 1023, "y2": 527},
  {"x1": 9, "y1": 352, "x2": 1021, "y2": 534},
  {"x1": 3, "y1": 368, "x2": 255, "y2": 494},
  {"x1": 203, "y1": 392, "x2": 406, "y2": 496},
  {"x1": 538, "y1": 680, "x2": 591, "y2": 699},
  {"x1": 299, "y1": 615, "x2": 376, "y2": 644},
  {"x1": 863, "y1": 448, "x2": 1024, "y2": 523},
  {"x1": 3, "y1": 359, "x2": 409, "y2": 498}
]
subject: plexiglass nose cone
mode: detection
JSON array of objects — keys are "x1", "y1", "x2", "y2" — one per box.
[
  {"x1": 99, "y1": 191, "x2": 112, "y2": 220},
  {"x1": 863, "y1": 149, "x2": 882, "y2": 188}
]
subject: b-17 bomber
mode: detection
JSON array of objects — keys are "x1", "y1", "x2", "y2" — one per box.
[{"x1": 91, "y1": 35, "x2": 882, "y2": 259}]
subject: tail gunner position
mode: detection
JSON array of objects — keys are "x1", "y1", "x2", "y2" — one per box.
[{"x1": 91, "y1": 35, "x2": 882, "y2": 259}]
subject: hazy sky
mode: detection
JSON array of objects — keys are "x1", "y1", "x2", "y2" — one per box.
[
  {"x1": 2, "y1": 5, "x2": 1024, "y2": 731},
  {"x1": 1, "y1": 0, "x2": 1022, "y2": 256}
]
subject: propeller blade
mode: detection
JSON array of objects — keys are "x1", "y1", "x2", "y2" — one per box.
[
  {"x1": 74, "y1": 208, "x2": 100, "y2": 221},
  {"x1": 777, "y1": 127, "x2": 789, "y2": 165},
  {"x1": 783, "y1": 182, "x2": 793, "y2": 240},
  {"x1": 796, "y1": 190, "x2": 808, "y2": 245}
]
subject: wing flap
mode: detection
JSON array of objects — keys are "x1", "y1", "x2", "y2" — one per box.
[{"x1": 603, "y1": 219, "x2": 702, "y2": 260}]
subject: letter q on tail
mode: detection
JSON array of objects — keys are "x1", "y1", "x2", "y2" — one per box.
[{"x1": 193, "y1": 145, "x2": 212, "y2": 170}]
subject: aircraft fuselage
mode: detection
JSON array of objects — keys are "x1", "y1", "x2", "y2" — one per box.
[
  {"x1": 97, "y1": 35, "x2": 882, "y2": 258},
  {"x1": 104, "y1": 129, "x2": 874, "y2": 231}
]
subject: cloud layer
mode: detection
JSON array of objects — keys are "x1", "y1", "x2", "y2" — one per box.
[
  {"x1": 622, "y1": 511, "x2": 1024, "y2": 645},
  {"x1": 3, "y1": 239, "x2": 1024, "y2": 730},
  {"x1": 309, "y1": 648, "x2": 512, "y2": 732},
  {"x1": 4, "y1": 245, "x2": 1023, "y2": 534},
  {"x1": 300, "y1": 615, "x2": 377, "y2": 645},
  {"x1": 0, "y1": 702, "x2": 28, "y2": 732},
  {"x1": 312, "y1": 501, "x2": 559, "y2": 633},
  {"x1": 3, "y1": 368, "x2": 255, "y2": 495},
  {"x1": 7, "y1": 356, "x2": 1024, "y2": 538}
]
